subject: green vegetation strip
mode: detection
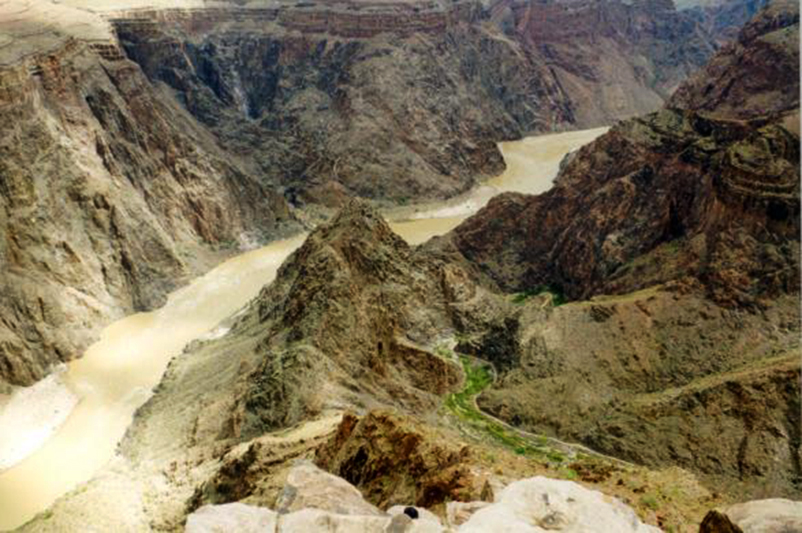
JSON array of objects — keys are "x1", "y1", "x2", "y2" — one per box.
[
  {"x1": 512, "y1": 285, "x2": 567, "y2": 306},
  {"x1": 445, "y1": 355, "x2": 566, "y2": 464}
]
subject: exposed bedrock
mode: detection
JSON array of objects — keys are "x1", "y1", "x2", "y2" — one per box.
[
  {"x1": 0, "y1": 41, "x2": 294, "y2": 386},
  {"x1": 0, "y1": 0, "x2": 724, "y2": 384}
]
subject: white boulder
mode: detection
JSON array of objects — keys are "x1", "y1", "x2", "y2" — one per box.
[
  {"x1": 185, "y1": 502, "x2": 277, "y2": 533},
  {"x1": 705, "y1": 498, "x2": 802, "y2": 532},
  {"x1": 278, "y1": 508, "x2": 390, "y2": 532},
  {"x1": 276, "y1": 461, "x2": 383, "y2": 517},
  {"x1": 446, "y1": 501, "x2": 491, "y2": 528},
  {"x1": 457, "y1": 476, "x2": 660, "y2": 533}
]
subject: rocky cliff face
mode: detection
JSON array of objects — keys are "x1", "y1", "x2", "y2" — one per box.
[
  {"x1": 440, "y1": 0, "x2": 800, "y2": 498},
  {"x1": 109, "y1": 0, "x2": 717, "y2": 203},
  {"x1": 681, "y1": 0, "x2": 771, "y2": 45},
  {"x1": 449, "y1": 108, "x2": 799, "y2": 306},
  {"x1": 0, "y1": 36, "x2": 295, "y2": 386},
  {"x1": 449, "y1": 0, "x2": 800, "y2": 305},
  {"x1": 491, "y1": 0, "x2": 716, "y2": 117},
  {"x1": 670, "y1": 0, "x2": 799, "y2": 120}
]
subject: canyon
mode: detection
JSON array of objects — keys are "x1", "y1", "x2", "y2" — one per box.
[
  {"x1": 442, "y1": 0, "x2": 800, "y2": 503},
  {"x1": 0, "y1": 0, "x2": 726, "y2": 389},
  {"x1": 0, "y1": 129, "x2": 606, "y2": 529},
  {"x1": 0, "y1": 0, "x2": 798, "y2": 531}
]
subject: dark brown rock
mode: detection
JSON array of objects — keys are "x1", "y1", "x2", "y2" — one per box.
[
  {"x1": 316, "y1": 410, "x2": 485, "y2": 508},
  {"x1": 700, "y1": 510, "x2": 745, "y2": 533},
  {"x1": 670, "y1": 0, "x2": 799, "y2": 119},
  {"x1": 447, "y1": 1, "x2": 800, "y2": 306}
]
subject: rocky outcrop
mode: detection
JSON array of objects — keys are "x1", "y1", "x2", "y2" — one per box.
[
  {"x1": 699, "y1": 499, "x2": 802, "y2": 533},
  {"x1": 186, "y1": 467, "x2": 661, "y2": 533},
  {"x1": 459, "y1": 476, "x2": 660, "y2": 533},
  {"x1": 448, "y1": 1, "x2": 800, "y2": 305},
  {"x1": 670, "y1": 0, "x2": 799, "y2": 119},
  {"x1": 275, "y1": 461, "x2": 384, "y2": 516},
  {"x1": 316, "y1": 411, "x2": 488, "y2": 508},
  {"x1": 449, "y1": 108, "x2": 799, "y2": 305},
  {"x1": 186, "y1": 502, "x2": 278, "y2": 533},
  {"x1": 231, "y1": 200, "x2": 472, "y2": 437},
  {"x1": 0, "y1": 38, "x2": 294, "y2": 386}
]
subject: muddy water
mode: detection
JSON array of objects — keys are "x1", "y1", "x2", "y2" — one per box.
[
  {"x1": 0, "y1": 236, "x2": 306, "y2": 530},
  {"x1": 389, "y1": 127, "x2": 607, "y2": 244},
  {"x1": 0, "y1": 127, "x2": 606, "y2": 530}
]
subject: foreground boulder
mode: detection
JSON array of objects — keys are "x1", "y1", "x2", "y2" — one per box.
[
  {"x1": 458, "y1": 477, "x2": 660, "y2": 533},
  {"x1": 700, "y1": 499, "x2": 802, "y2": 533},
  {"x1": 185, "y1": 467, "x2": 658, "y2": 532},
  {"x1": 186, "y1": 502, "x2": 278, "y2": 533},
  {"x1": 275, "y1": 462, "x2": 383, "y2": 517}
]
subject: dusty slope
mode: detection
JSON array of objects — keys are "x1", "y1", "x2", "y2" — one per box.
[{"x1": 474, "y1": 289, "x2": 800, "y2": 498}]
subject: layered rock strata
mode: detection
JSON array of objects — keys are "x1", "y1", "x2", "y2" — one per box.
[
  {"x1": 440, "y1": 0, "x2": 800, "y2": 498},
  {"x1": 0, "y1": 36, "x2": 294, "y2": 386}
]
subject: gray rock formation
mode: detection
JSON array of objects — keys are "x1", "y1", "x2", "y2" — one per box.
[
  {"x1": 186, "y1": 502, "x2": 278, "y2": 533},
  {"x1": 0, "y1": 0, "x2": 722, "y2": 386}
]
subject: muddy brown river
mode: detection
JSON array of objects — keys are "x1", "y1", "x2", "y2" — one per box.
[{"x1": 0, "y1": 127, "x2": 607, "y2": 530}]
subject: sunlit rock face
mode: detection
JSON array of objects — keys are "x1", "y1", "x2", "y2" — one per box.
[{"x1": 0, "y1": 36, "x2": 294, "y2": 386}]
